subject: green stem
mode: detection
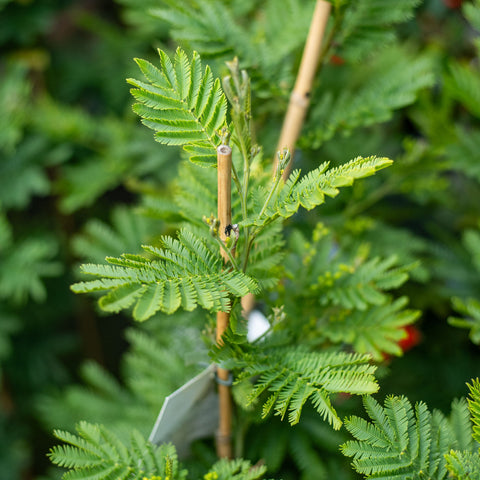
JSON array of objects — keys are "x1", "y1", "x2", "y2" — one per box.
[
  {"x1": 258, "y1": 171, "x2": 283, "y2": 220},
  {"x1": 231, "y1": 115, "x2": 253, "y2": 273},
  {"x1": 230, "y1": 158, "x2": 243, "y2": 203},
  {"x1": 214, "y1": 235, "x2": 240, "y2": 271},
  {"x1": 242, "y1": 235, "x2": 255, "y2": 272}
]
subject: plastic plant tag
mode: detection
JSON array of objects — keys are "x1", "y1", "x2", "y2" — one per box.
[{"x1": 149, "y1": 363, "x2": 218, "y2": 456}]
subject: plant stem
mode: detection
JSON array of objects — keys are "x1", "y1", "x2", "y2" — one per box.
[
  {"x1": 258, "y1": 167, "x2": 284, "y2": 220},
  {"x1": 214, "y1": 235, "x2": 240, "y2": 271},
  {"x1": 232, "y1": 128, "x2": 252, "y2": 272},
  {"x1": 230, "y1": 159, "x2": 243, "y2": 205},
  {"x1": 274, "y1": 0, "x2": 332, "y2": 179},
  {"x1": 216, "y1": 144, "x2": 233, "y2": 459}
]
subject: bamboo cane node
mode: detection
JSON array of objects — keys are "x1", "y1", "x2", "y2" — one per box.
[
  {"x1": 215, "y1": 431, "x2": 233, "y2": 449},
  {"x1": 215, "y1": 369, "x2": 234, "y2": 387},
  {"x1": 290, "y1": 91, "x2": 310, "y2": 108},
  {"x1": 217, "y1": 144, "x2": 232, "y2": 155}
]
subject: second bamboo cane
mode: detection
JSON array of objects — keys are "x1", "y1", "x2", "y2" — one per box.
[{"x1": 274, "y1": 0, "x2": 331, "y2": 180}]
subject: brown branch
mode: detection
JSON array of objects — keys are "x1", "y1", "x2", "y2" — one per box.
[{"x1": 274, "y1": 0, "x2": 332, "y2": 180}]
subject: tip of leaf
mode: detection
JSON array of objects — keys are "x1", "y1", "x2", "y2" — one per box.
[{"x1": 376, "y1": 157, "x2": 394, "y2": 168}]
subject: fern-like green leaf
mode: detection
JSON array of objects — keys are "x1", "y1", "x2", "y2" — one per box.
[
  {"x1": 244, "y1": 156, "x2": 392, "y2": 228},
  {"x1": 71, "y1": 229, "x2": 258, "y2": 321},
  {"x1": 464, "y1": 0, "x2": 480, "y2": 57},
  {"x1": 449, "y1": 297, "x2": 480, "y2": 345},
  {"x1": 444, "y1": 386, "x2": 480, "y2": 480},
  {"x1": 128, "y1": 47, "x2": 227, "y2": 166},
  {"x1": 72, "y1": 206, "x2": 159, "y2": 263},
  {"x1": 467, "y1": 378, "x2": 480, "y2": 445},
  {"x1": 335, "y1": 0, "x2": 422, "y2": 62},
  {"x1": 319, "y1": 255, "x2": 415, "y2": 310},
  {"x1": 150, "y1": 0, "x2": 314, "y2": 89},
  {"x1": 0, "y1": 235, "x2": 62, "y2": 304},
  {"x1": 447, "y1": 128, "x2": 480, "y2": 183},
  {"x1": 207, "y1": 457, "x2": 268, "y2": 480},
  {"x1": 306, "y1": 47, "x2": 434, "y2": 148},
  {"x1": 445, "y1": 61, "x2": 480, "y2": 118},
  {"x1": 282, "y1": 225, "x2": 420, "y2": 359},
  {"x1": 49, "y1": 422, "x2": 183, "y2": 480},
  {"x1": 245, "y1": 218, "x2": 285, "y2": 289},
  {"x1": 235, "y1": 346, "x2": 378, "y2": 429},
  {"x1": 323, "y1": 297, "x2": 420, "y2": 361},
  {"x1": 445, "y1": 450, "x2": 480, "y2": 480},
  {"x1": 341, "y1": 395, "x2": 472, "y2": 479},
  {"x1": 151, "y1": 0, "x2": 248, "y2": 58}
]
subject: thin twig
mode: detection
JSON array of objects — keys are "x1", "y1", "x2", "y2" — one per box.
[
  {"x1": 274, "y1": 0, "x2": 332, "y2": 180},
  {"x1": 216, "y1": 144, "x2": 233, "y2": 459}
]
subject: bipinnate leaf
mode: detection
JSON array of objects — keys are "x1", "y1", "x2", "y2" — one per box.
[
  {"x1": 244, "y1": 156, "x2": 393, "y2": 228},
  {"x1": 49, "y1": 421, "x2": 270, "y2": 479},
  {"x1": 128, "y1": 47, "x2": 227, "y2": 166},
  {"x1": 233, "y1": 347, "x2": 378, "y2": 430},
  {"x1": 467, "y1": 378, "x2": 480, "y2": 444},
  {"x1": 71, "y1": 229, "x2": 258, "y2": 321},
  {"x1": 49, "y1": 421, "x2": 180, "y2": 479},
  {"x1": 342, "y1": 395, "x2": 475, "y2": 479}
]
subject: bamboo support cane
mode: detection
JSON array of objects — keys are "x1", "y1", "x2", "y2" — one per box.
[
  {"x1": 274, "y1": 0, "x2": 331, "y2": 180},
  {"x1": 216, "y1": 144, "x2": 233, "y2": 458},
  {"x1": 214, "y1": 2, "x2": 331, "y2": 456},
  {"x1": 240, "y1": 2, "x2": 332, "y2": 323}
]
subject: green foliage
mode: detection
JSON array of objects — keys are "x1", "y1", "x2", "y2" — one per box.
[
  {"x1": 205, "y1": 458, "x2": 267, "y2": 480},
  {"x1": 140, "y1": 159, "x2": 217, "y2": 228},
  {"x1": 0, "y1": 411, "x2": 30, "y2": 479},
  {"x1": 0, "y1": 211, "x2": 62, "y2": 304},
  {"x1": 449, "y1": 298, "x2": 480, "y2": 345},
  {"x1": 445, "y1": 62, "x2": 480, "y2": 119},
  {"x1": 72, "y1": 206, "x2": 160, "y2": 263},
  {"x1": 464, "y1": 0, "x2": 480, "y2": 56},
  {"x1": 281, "y1": 225, "x2": 420, "y2": 360},
  {"x1": 334, "y1": 0, "x2": 422, "y2": 62},
  {"x1": 341, "y1": 395, "x2": 474, "y2": 479},
  {"x1": 322, "y1": 298, "x2": 420, "y2": 360},
  {"x1": 75, "y1": 48, "x2": 393, "y2": 328},
  {"x1": 444, "y1": 379, "x2": 480, "y2": 479},
  {"x1": 0, "y1": 310, "x2": 20, "y2": 376},
  {"x1": 445, "y1": 128, "x2": 480, "y2": 183},
  {"x1": 150, "y1": 0, "x2": 256, "y2": 58},
  {"x1": 147, "y1": 0, "x2": 314, "y2": 89},
  {"x1": 71, "y1": 228, "x2": 258, "y2": 320},
  {"x1": 49, "y1": 422, "x2": 186, "y2": 480},
  {"x1": 463, "y1": 229, "x2": 480, "y2": 274},
  {"x1": 243, "y1": 349, "x2": 377, "y2": 429},
  {"x1": 444, "y1": 450, "x2": 480, "y2": 480},
  {"x1": 305, "y1": 46, "x2": 434, "y2": 148},
  {"x1": 140, "y1": 160, "x2": 285, "y2": 289},
  {"x1": 38, "y1": 312, "x2": 206, "y2": 438},
  {"x1": 244, "y1": 156, "x2": 393, "y2": 228},
  {"x1": 31, "y1": 95, "x2": 175, "y2": 214},
  {"x1": 0, "y1": 63, "x2": 30, "y2": 153},
  {"x1": 49, "y1": 421, "x2": 268, "y2": 480},
  {"x1": 214, "y1": 332, "x2": 378, "y2": 430},
  {"x1": 447, "y1": 227, "x2": 480, "y2": 342},
  {"x1": 128, "y1": 47, "x2": 227, "y2": 166},
  {"x1": 466, "y1": 379, "x2": 480, "y2": 445}
]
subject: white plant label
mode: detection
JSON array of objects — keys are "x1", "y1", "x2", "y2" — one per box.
[{"x1": 149, "y1": 363, "x2": 218, "y2": 456}]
